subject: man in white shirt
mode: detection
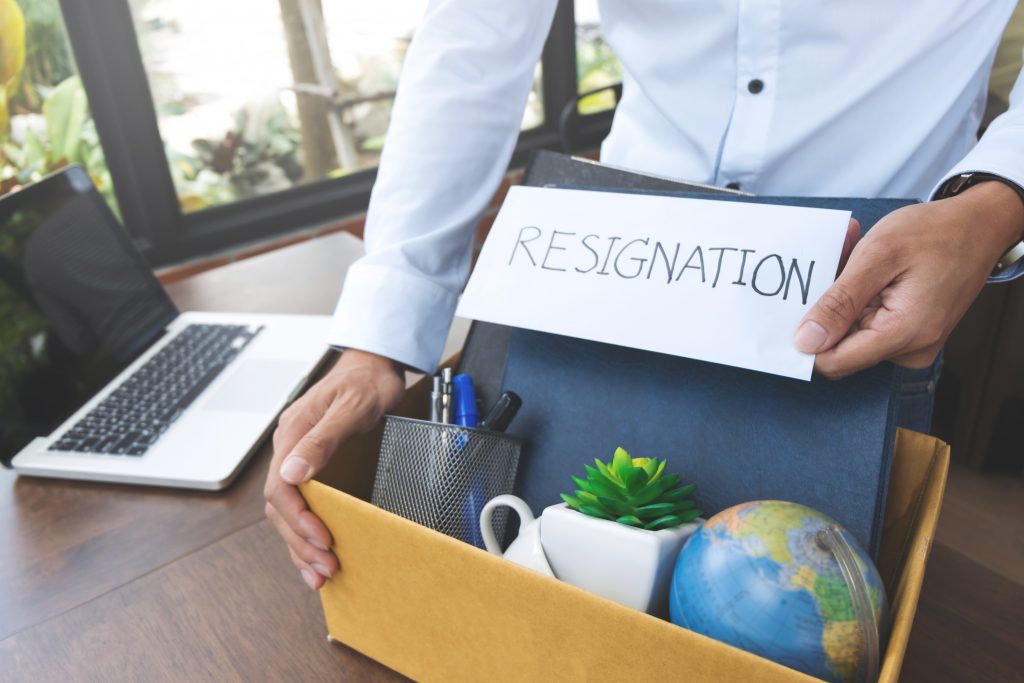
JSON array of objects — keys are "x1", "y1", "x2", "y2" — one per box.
[{"x1": 264, "y1": 1, "x2": 1024, "y2": 591}]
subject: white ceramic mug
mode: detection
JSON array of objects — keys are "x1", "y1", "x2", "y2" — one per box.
[
  {"x1": 482, "y1": 495, "x2": 702, "y2": 615},
  {"x1": 479, "y1": 494, "x2": 555, "y2": 577}
]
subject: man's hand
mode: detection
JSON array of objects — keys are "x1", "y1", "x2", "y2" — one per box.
[
  {"x1": 795, "y1": 181, "x2": 1024, "y2": 379},
  {"x1": 264, "y1": 348, "x2": 405, "y2": 590}
]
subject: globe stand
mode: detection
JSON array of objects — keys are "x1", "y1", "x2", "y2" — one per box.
[{"x1": 817, "y1": 525, "x2": 884, "y2": 683}]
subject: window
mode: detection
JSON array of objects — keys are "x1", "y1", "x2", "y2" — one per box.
[
  {"x1": 31, "y1": 0, "x2": 602, "y2": 266},
  {"x1": 129, "y1": 0, "x2": 546, "y2": 213},
  {"x1": 1, "y1": 0, "x2": 118, "y2": 214},
  {"x1": 575, "y1": 0, "x2": 621, "y2": 114}
]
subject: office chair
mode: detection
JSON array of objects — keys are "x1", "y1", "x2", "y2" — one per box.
[{"x1": 557, "y1": 82, "x2": 622, "y2": 153}]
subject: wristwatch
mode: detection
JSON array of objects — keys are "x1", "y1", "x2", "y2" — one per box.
[
  {"x1": 996, "y1": 241, "x2": 1024, "y2": 272},
  {"x1": 937, "y1": 172, "x2": 1024, "y2": 276}
]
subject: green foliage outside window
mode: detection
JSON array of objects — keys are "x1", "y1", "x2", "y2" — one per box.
[
  {"x1": 1, "y1": 0, "x2": 26, "y2": 135},
  {"x1": 576, "y1": 22, "x2": 622, "y2": 115},
  {"x1": 1, "y1": 0, "x2": 117, "y2": 214}
]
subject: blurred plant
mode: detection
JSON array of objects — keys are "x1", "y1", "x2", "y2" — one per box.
[
  {"x1": 174, "y1": 102, "x2": 303, "y2": 211},
  {"x1": 0, "y1": 2, "x2": 116, "y2": 211},
  {"x1": 561, "y1": 447, "x2": 703, "y2": 531},
  {"x1": 10, "y1": 0, "x2": 74, "y2": 112},
  {"x1": 576, "y1": 23, "x2": 622, "y2": 114},
  {"x1": 1, "y1": 75, "x2": 117, "y2": 211},
  {"x1": 0, "y1": 0, "x2": 27, "y2": 135}
]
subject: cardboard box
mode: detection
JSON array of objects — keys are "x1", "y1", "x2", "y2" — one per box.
[{"x1": 304, "y1": 368, "x2": 949, "y2": 682}]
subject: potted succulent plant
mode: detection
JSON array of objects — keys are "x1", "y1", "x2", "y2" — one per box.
[
  {"x1": 560, "y1": 447, "x2": 703, "y2": 529},
  {"x1": 543, "y1": 447, "x2": 703, "y2": 616}
]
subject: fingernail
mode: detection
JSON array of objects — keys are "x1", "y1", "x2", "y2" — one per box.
[
  {"x1": 299, "y1": 568, "x2": 318, "y2": 591},
  {"x1": 307, "y1": 536, "x2": 329, "y2": 552},
  {"x1": 311, "y1": 562, "x2": 332, "y2": 578},
  {"x1": 794, "y1": 320, "x2": 828, "y2": 353},
  {"x1": 280, "y1": 456, "x2": 312, "y2": 484}
]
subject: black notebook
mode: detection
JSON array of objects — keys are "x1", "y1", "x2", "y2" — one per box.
[{"x1": 461, "y1": 151, "x2": 914, "y2": 556}]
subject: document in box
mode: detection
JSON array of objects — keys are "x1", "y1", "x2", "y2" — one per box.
[{"x1": 456, "y1": 186, "x2": 851, "y2": 380}]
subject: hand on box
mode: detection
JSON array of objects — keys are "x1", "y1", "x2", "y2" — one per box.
[
  {"x1": 264, "y1": 348, "x2": 405, "y2": 590},
  {"x1": 795, "y1": 182, "x2": 1024, "y2": 378}
]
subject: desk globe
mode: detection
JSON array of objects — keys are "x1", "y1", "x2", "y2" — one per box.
[{"x1": 669, "y1": 500, "x2": 887, "y2": 683}]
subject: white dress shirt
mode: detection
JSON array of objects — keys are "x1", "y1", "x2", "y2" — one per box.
[{"x1": 330, "y1": 0, "x2": 1024, "y2": 374}]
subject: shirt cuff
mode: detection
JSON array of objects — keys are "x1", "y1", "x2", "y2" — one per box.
[
  {"x1": 929, "y1": 123, "x2": 1024, "y2": 201},
  {"x1": 328, "y1": 262, "x2": 459, "y2": 375}
]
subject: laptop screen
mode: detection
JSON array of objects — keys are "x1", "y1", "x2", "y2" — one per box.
[{"x1": 0, "y1": 167, "x2": 178, "y2": 465}]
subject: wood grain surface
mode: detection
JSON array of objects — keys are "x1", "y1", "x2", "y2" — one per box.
[
  {"x1": 0, "y1": 447, "x2": 269, "y2": 639},
  {"x1": 2, "y1": 231, "x2": 1020, "y2": 681},
  {"x1": 0, "y1": 521, "x2": 405, "y2": 683}
]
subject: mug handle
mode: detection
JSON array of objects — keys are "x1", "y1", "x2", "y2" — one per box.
[{"x1": 480, "y1": 494, "x2": 535, "y2": 555}]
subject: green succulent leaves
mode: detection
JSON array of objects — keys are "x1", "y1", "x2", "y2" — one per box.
[{"x1": 560, "y1": 447, "x2": 703, "y2": 531}]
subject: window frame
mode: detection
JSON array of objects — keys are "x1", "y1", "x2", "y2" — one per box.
[{"x1": 59, "y1": 0, "x2": 609, "y2": 267}]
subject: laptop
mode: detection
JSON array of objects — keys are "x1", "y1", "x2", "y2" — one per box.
[{"x1": 2, "y1": 166, "x2": 333, "y2": 489}]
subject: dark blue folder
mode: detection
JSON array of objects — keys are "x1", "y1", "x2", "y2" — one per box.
[{"x1": 485, "y1": 153, "x2": 916, "y2": 557}]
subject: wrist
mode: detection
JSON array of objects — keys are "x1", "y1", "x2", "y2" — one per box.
[
  {"x1": 948, "y1": 180, "x2": 1024, "y2": 257},
  {"x1": 337, "y1": 347, "x2": 405, "y2": 378}
]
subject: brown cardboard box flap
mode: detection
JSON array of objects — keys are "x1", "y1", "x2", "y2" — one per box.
[
  {"x1": 877, "y1": 429, "x2": 950, "y2": 683},
  {"x1": 305, "y1": 408, "x2": 948, "y2": 682}
]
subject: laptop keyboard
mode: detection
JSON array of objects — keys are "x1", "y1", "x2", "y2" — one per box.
[{"x1": 49, "y1": 323, "x2": 263, "y2": 456}]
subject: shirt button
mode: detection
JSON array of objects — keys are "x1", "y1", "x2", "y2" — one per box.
[
  {"x1": 726, "y1": 182, "x2": 742, "y2": 190},
  {"x1": 747, "y1": 79, "x2": 764, "y2": 94}
]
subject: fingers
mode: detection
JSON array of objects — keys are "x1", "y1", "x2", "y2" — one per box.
[
  {"x1": 794, "y1": 239, "x2": 895, "y2": 356},
  {"x1": 813, "y1": 322, "x2": 906, "y2": 379},
  {"x1": 278, "y1": 399, "x2": 368, "y2": 486},
  {"x1": 264, "y1": 350, "x2": 407, "y2": 591},
  {"x1": 264, "y1": 470, "x2": 334, "y2": 552},
  {"x1": 811, "y1": 293, "x2": 944, "y2": 378},
  {"x1": 889, "y1": 346, "x2": 942, "y2": 370},
  {"x1": 266, "y1": 501, "x2": 338, "y2": 585},
  {"x1": 263, "y1": 391, "x2": 342, "y2": 591},
  {"x1": 289, "y1": 548, "x2": 325, "y2": 591}
]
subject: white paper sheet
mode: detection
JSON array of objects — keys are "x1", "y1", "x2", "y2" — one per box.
[{"x1": 456, "y1": 187, "x2": 851, "y2": 380}]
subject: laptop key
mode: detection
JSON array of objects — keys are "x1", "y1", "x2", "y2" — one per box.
[
  {"x1": 95, "y1": 436, "x2": 119, "y2": 453},
  {"x1": 114, "y1": 432, "x2": 141, "y2": 450}
]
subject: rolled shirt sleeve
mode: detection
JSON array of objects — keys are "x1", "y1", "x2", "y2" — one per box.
[
  {"x1": 328, "y1": 0, "x2": 559, "y2": 373},
  {"x1": 932, "y1": 48, "x2": 1024, "y2": 283}
]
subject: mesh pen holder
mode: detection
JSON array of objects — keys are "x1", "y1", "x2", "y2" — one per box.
[{"x1": 371, "y1": 415, "x2": 524, "y2": 547}]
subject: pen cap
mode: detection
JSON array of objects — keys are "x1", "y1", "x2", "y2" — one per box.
[
  {"x1": 452, "y1": 374, "x2": 479, "y2": 426},
  {"x1": 481, "y1": 391, "x2": 522, "y2": 433}
]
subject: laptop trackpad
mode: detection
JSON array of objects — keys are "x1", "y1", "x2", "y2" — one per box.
[{"x1": 202, "y1": 359, "x2": 304, "y2": 413}]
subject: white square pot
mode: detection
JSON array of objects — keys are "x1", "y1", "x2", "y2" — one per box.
[{"x1": 540, "y1": 503, "x2": 701, "y2": 616}]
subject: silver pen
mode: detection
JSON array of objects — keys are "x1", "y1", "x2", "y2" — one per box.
[
  {"x1": 441, "y1": 367, "x2": 453, "y2": 423},
  {"x1": 430, "y1": 376, "x2": 443, "y2": 422}
]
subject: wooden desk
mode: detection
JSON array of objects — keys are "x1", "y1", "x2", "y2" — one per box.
[{"x1": 1, "y1": 232, "x2": 1020, "y2": 681}]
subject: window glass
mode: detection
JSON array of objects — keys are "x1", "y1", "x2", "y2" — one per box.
[
  {"x1": 0, "y1": 0, "x2": 118, "y2": 214},
  {"x1": 575, "y1": 0, "x2": 621, "y2": 114},
  {"x1": 129, "y1": 0, "x2": 545, "y2": 213}
]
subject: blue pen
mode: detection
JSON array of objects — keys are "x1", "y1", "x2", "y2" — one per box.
[
  {"x1": 451, "y1": 374, "x2": 486, "y2": 548},
  {"x1": 452, "y1": 374, "x2": 479, "y2": 428}
]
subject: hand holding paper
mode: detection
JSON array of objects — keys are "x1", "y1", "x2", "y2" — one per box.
[{"x1": 798, "y1": 181, "x2": 1024, "y2": 379}]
